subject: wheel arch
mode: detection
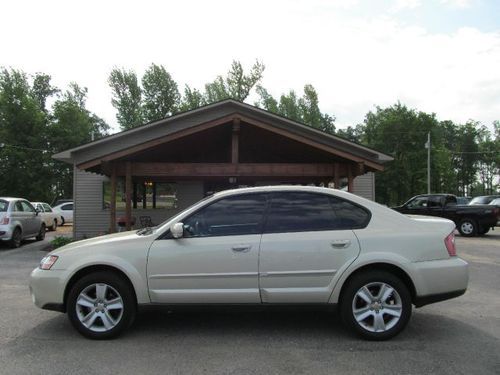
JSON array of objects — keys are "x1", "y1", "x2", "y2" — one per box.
[
  {"x1": 63, "y1": 265, "x2": 138, "y2": 312},
  {"x1": 336, "y1": 262, "x2": 417, "y2": 306}
]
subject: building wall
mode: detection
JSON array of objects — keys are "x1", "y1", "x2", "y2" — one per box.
[
  {"x1": 73, "y1": 168, "x2": 204, "y2": 239},
  {"x1": 73, "y1": 168, "x2": 375, "y2": 239}
]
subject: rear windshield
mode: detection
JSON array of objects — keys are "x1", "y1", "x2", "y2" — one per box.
[{"x1": 0, "y1": 200, "x2": 8, "y2": 212}]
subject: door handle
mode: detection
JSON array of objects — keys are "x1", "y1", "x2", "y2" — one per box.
[
  {"x1": 331, "y1": 240, "x2": 351, "y2": 249},
  {"x1": 231, "y1": 245, "x2": 252, "y2": 252}
]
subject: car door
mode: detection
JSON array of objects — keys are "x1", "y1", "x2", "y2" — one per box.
[
  {"x1": 147, "y1": 193, "x2": 268, "y2": 304},
  {"x1": 19, "y1": 201, "x2": 39, "y2": 236},
  {"x1": 60, "y1": 203, "x2": 73, "y2": 222},
  {"x1": 259, "y1": 192, "x2": 362, "y2": 304}
]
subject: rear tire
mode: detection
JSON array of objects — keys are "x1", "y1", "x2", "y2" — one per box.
[
  {"x1": 67, "y1": 272, "x2": 136, "y2": 340},
  {"x1": 340, "y1": 270, "x2": 412, "y2": 341},
  {"x1": 36, "y1": 223, "x2": 46, "y2": 241},
  {"x1": 49, "y1": 219, "x2": 57, "y2": 231},
  {"x1": 458, "y1": 218, "x2": 477, "y2": 237},
  {"x1": 8, "y1": 228, "x2": 22, "y2": 248},
  {"x1": 477, "y1": 227, "x2": 490, "y2": 235}
]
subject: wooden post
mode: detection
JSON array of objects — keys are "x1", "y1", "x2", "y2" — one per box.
[
  {"x1": 109, "y1": 164, "x2": 117, "y2": 233},
  {"x1": 142, "y1": 181, "x2": 147, "y2": 209},
  {"x1": 347, "y1": 164, "x2": 354, "y2": 193},
  {"x1": 231, "y1": 118, "x2": 240, "y2": 164},
  {"x1": 132, "y1": 182, "x2": 137, "y2": 209},
  {"x1": 334, "y1": 163, "x2": 340, "y2": 189},
  {"x1": 125, "y1": 162, "x2": 132, "y2": 230}
]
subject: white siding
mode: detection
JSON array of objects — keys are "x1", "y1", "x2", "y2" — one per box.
[{"x1": 353, "y1": 172, "x2": 375, "y2": 201}]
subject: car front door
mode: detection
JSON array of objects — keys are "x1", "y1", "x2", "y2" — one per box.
[
  {"x1": 259, "y1": 192, "x2": 363, "y2": 304},
  {"x1": 147, "y1": 193, "x2": 267, "y2": 304}
]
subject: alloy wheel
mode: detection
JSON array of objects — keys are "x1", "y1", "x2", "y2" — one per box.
[{"x1": 352, "y1": 282, "x2": 403, "y2": 333}]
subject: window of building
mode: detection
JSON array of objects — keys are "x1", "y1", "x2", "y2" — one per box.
[{"x1": 103, "y1": 180, "x2": 177, "y2": 210}]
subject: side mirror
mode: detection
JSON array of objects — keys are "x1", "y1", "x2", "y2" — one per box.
[{"x1": 170, "y1": 222, "x2": 184, "y2": 239}]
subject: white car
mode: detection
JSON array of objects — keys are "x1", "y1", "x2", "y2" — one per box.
[
  {"x1": 29, "y1": 186, "x2": 468, "y2": 340},
  {"x1": 52, "y1": 202, "x2": 73, "y2": 226},
  {"x1": 32, "y1": 202, "x2": 59, "y2": 231}
]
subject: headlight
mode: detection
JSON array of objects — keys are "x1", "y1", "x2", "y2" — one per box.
[{"x1": 39, "y1": 255, "x2": 59, "y2": 270}]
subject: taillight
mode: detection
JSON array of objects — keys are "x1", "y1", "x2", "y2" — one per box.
[
  {"x1": 0, "y1": 217, "x2": 9, "y2": 225},
  {"x1": 444, "y1": 232, "x2": 456, "y2": 257}
]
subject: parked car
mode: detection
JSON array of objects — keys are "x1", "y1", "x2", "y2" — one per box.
[
  {"x1": 392, "y1": 194, "x2": 500, "y2": 236},
  {"x1": 52, "y1": 198, "x2": 73, "y2": 208},
  {"x1": 0, "y1": 198, "x2": 46, "y2": 248},
  {"x1": 32, "y1": 202, "x2": 59, "y2": 231},
  {"x1": 489, "y1": 198, "x2": 500, "y2": 226},
  {"x1": 52, "y1": 202, "x2": 73, "y2": 225},
  {"x1": 30, "y1": 186, "x2": 468, "y2": 340},
  {"x1": 469, "y1": 195, "x2": 500, "y2": 205}
]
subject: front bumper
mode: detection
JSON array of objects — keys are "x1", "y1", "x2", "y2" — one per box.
[
  {"x1": 410, "y1": 257, "x2": 469, "y2": 306},
  {"x1": 29, "y1": 268, "x2": 67, "y2": 312}
]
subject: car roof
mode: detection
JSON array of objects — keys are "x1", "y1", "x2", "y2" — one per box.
[
  {"x1": 31, "y1": 202, "x2": 49, "y2": 205},
  {"x1": 0, "y1": 197, "x2": 27, "y2": 202}
]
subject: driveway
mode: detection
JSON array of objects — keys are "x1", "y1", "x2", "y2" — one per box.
[{"x1": 0, "y1": 231, "x2": 499, "y2": 375}]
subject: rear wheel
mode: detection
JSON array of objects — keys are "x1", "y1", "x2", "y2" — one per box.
[
  {"x1": 8, "y1": 228, "x2": 22, "y2": 248},
  {"x1": 340, "y1": 270, "x2": 412, "y2": 340},
  {"x1": 477, "y1": 226, "x2": 490, "y2": 235},
  {"x1": 67, "y1": 272, "x2": 136, "y2": 339},
  {"x1": 458, "y1": 218, "x2": 477, "y2": 237},
  {"x1": 49, "y1": 219, "x2": 57, "y2": 231},
  {"x1": 36, "y1": 223, "x2": 46, "y2": 241}
]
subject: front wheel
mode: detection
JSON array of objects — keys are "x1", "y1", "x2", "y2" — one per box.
[
  {"x1": 458, "y1": 218, "x2": 477, "y2": 237},
  {"x1": 49, "y1": 219, "x2": 57, "y2": 231},
  {"x1": 36, "y1": 223, "x2": 46, "y2": 241},
  {"x1": 340, "y1": 271, "x2": 412, "y2": 340},
  {"x1": 67, "y1": 272, "x2": 136, "y2": 339}
]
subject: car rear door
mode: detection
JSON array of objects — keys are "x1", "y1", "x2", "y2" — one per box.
[
  {"x1": 259, "y1": 192, "x2": 363, "y2": 304},
  {"x1": 147, "y1": 193, "x2": 267, "y2": 304}
]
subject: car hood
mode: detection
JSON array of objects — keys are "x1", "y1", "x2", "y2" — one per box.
[{"x1": 51, "y1": 231, "x2": 143, "y2": 256}]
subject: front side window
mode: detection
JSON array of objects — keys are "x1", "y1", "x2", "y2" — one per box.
[
  {"x1": 406, "y1": 197, "x2": 428, "y2": 209},
  {"x1": 265, "y1": 192, "x2": 336, "y2": 233},
  {"x1": 42, "y1": 204, "x2": 53, "y2": 212},
  {"x1": 35, "y1": 204, "x2": 45, "y2": 212},
  {"x1": 183, "y1": 194, "x2": 267, "y2": 237}
]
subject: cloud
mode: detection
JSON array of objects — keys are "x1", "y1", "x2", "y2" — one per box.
[
  {"x1": 440, "y1": 0, "x2": 474, "y2": 8},
  {"x1": 391, "y1": 0, "x2": 422, "y2": 12}
]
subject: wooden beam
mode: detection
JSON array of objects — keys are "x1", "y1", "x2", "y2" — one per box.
[
  {"x1": 231, "y1": 118, "x2": 240, "y2": 164},
  {"x1": 347, "y1": 164, "x2": 354, "y2": 193},
  {"x1": 117, "y1": 162, "x2": 339, "y2": 177},
  {"x1": 77, "y1": 114, "x2": 239, "y2": 170},
  {"x1": 109, "y1": 164, "x2": 117, "y2": 233},
  {"x1": 334, "y1": 163, "x2": 340, "y2": 189},
  {"x1": 125, "y1": 161, "x2": 132, "y2": 231}
]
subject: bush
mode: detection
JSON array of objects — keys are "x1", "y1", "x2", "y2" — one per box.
[{"x1": 51, "y1": 236, "x2": 73, "y2": 249}]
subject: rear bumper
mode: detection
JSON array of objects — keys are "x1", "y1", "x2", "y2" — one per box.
[
  {"x1": 410, "y1": 257, "x2": 469, "y2": 305},
  {"x1": 0, "y1": 225, "x2": 13, "y2": 241}
]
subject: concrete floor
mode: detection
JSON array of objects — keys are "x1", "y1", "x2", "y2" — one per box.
[{"x1": 0, "y1": 229, "x2": 499, "y2": 375}]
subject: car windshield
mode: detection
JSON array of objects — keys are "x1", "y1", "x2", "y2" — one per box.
[
  {"x1": 0, "y1": 200, "x2": 8, "y2": 212},
  {"x1": 490, "y1": 199, "x2": 500, "y2": 205}
]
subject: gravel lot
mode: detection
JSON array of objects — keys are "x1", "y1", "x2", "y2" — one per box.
[{"x1": 0, "y1": 229, "x2": 499, "y2": 375}]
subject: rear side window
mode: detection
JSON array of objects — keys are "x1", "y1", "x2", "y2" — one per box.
[
  {"x1": 329, "y1": 197, "x2": 370, "y2": 229},
  {"x1": 0, "y1": 200, "x2": 8, "y2": 212},
  {"x1": 183, "y1": 193, "x2": 267, "y2": 237},
  {"x1": 265, "y1": 192, "x2": 336, "y2": 233},
  {"x1": 61, "y1": 204, "x2": 73, "y2": 211},
  {"x1": 14, "y1": 201, "x2": 24, "y2": 212}
]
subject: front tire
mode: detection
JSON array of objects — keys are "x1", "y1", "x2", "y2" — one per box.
[
  {"x1": 340, "y1": 270, "x2": 412, "y2": 340},
  {"x1": 36, "y1": 223, "x2": 46, "y2": 241},
  {"x1": 458, "y1": 218, "x2": 477, "y2": 237},
  {"x1": 67, "y1": 272, "x2": 136, "y2": 339}
]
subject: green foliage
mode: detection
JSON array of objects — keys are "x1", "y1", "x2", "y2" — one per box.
[
  {"x1": 51, "y1": 236, "x2": 73, "y2": 249},
  {"x1": 142, "y1": 63, "x2": 180, "y2": 122},
  {"x1": 255, "y1": 84, "x2": 336, "y2": 134},
  {"x1": 108, "y1": 68, "x2": 143, "y2": 130}
]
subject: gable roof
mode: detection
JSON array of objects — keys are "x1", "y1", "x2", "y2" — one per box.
[{"x1": 53, "y1": 99, "x2": 392, "y2": 167}]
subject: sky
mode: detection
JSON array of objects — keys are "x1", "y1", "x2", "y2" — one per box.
[{"x1": 1, "y1": 0, "x2": 499, "y2": 132}]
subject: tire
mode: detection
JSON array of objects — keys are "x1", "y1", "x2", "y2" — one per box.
[
  {"x1": 458, "y1": 218, "x2": 477, "y2": 237},
  {"x1": 60, "y1": 216, "x2": 65, "y2": 226},
  {"x1": 49, "y1": 219, "x2": 57, "y2": 231},
  {"x1": 340, "y1": 270, "x2": 412, "y2": 341},
  {"x1": 36, "y1": 223, "x2": 46, "y2": 241},
  {"x1": 67, "y1": 271, "x2": 136, "y2": 340},
  {"x1": 8, "y1": 227, "x2": 22, "y2": 248},
  {"x1": 477, "y1": 227, "x2": 490, "y2": 235}
]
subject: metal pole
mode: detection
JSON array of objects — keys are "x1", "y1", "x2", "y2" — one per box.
[{"x1": 427, "y1": 132, "x2": 431, "y2": 194}]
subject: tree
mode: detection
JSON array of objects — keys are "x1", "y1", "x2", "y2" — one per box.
[
  {"x1": 108, "y1": 68, "x2": 143, "y2": 130},
  {"x1": 31, "y1": 73, "x2": 58, "y2": 112},
  {"x1": 142, "y1": 63, "x2": 180, "y2": 122}
]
